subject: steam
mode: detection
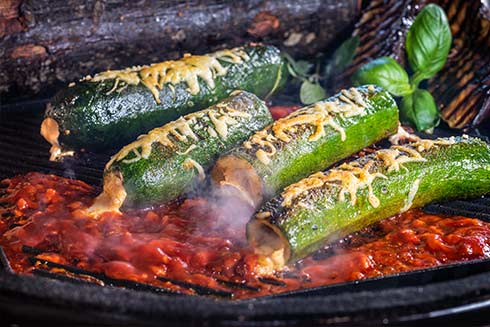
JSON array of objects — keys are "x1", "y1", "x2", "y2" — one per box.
[
  {"x1": 210, "y1": 185, "x2": 255, "y2": 235},
  {"x1": 185, "y1": 173, "x2": 256, "y2": 243}
]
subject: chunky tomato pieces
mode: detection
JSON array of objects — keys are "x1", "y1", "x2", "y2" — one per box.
[
  {"x1": 268, "y1": 105, "x2": 301, "y2": 120},
  {"x1": 2, "y1": 173, "x2": 490, "y2": 299}
]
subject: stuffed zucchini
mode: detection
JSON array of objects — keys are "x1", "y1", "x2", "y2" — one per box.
[
  {"x1": 88, "y1": 91, "x2": 272, "y2": 212},
  {"x1": 248, "y1": 136, "x2": 490, "y2": 270},
  {"x1": 41, "y1": 44, "x2": 287, "y2": 160},
  {"x1": 211, "y1": 85, "x2": 399, "y2": 208}
]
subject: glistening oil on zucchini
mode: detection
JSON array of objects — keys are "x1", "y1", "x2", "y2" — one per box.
[
  {"x1": 88, "y1": 91, "x2": 272, "y2": 213},
  {"x1": 212, "y1": 85, "x2": 399, "y2": 208},
  {"x1": 248, "y1": 136, "x2": 490, "y2": 271},
  {"x1": 42, "y1": 44, "x2": 287, "y2": 159}
]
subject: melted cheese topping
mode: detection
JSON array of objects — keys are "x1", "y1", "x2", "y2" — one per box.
[
  {"x1": 281, "y1": 161, "x2": 387, "y2": 208},
  {"x1": 208, "y1": 108, "x2": 239, "y2": 139},
  {"x1": 389, "y1": 125, "x2": 457, "y2": 150},
  {"x1": 412, "y1": 137, "x2": 456, "y2": 152},
  {"x1": 244, "y1": 87, "x2": 369, "y2": 165},
  {"x1": 380, "y1": 137, "x2": 457, "y2": 173},
  {"x1": 376, "y1": 146, "x2": 427, "y2": 173},
  {"x1": 281, "y1": 137, "x2": 457, "y2": 208},
  {"x1": 106, "y1": 105, "x2": 250, "y2": 168},
  {"x1": 85, "y1": 48, "x2": 250, "y2": 103}
]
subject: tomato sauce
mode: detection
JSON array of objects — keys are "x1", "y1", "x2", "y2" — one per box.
[
  {"x1": 268, "y1": 105, "x2": 301, "y2": 120},
  {"x1": 1, "y1": 172, "x2": 490, "y2": 299}
]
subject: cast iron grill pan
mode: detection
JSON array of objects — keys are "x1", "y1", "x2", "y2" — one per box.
[{"x1": 2, "y1": 100, "x2": 490, "y2": 325}]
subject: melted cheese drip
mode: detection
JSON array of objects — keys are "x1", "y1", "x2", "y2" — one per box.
[
  {"x1": 106, "y1": 105, "x2": 250, "y2": 168},
  {"x1": 388, "y1": 125, "x2": 419, "y2": 145},
  {"x1": 248, "y1": 219, "x2": 288, "y2": 274},
  {"x1": 281, "y1": 137, "x2": 457, "y2": 208},
  {"x1": 176, "y1": 144, "x2": 197, "y2": 155},
  {"x1": 40, "y1": 117, "x2": 75, "y2": 161},
  {"x1": 85, "y1": 48, "x2": 250, "y2": 104},
  {"x1": 86, "y1": 172, "x2": 127, "y2": 215},
  {"x1": 254, "y1": 249, "x2": 286, "y2": 276},
  {"x1": 401, "y1": 178, "x2": 420, "y2": 213},
  {"x1": 245, "y1": 87, "x2": 368, "y2": 165},
  {"x1": 183, "y1": 158, "x2": 206, "y2": 181}
]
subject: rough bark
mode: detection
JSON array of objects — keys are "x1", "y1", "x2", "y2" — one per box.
[{"x1": 0, "y1": 0, "x2": 360, "y2": 103}]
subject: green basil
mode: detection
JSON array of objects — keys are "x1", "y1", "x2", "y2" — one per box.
[
  {"x1": 401, "y1": 89, "x2": 440, "y2": 132},
  {"x1": 349, "y1": 3, "x2": 450, "y2": 132},
  {"x1": 294, "y1": 60, "x2": 314, "y2": 77},
  {"x1": 284, "y1": 52, "x2": 327, "y2": 105},
  {"x1": 284, "y1": 53, "x2": 313, "y2": 79},
  {"x1": 352, "y1": 57, "x2": 412, "y2": 96},
  {"x1": 333, "y1": 36, "x2": 359, "y2": 70},
  {"x1": 300, "y1": 80, "x2": 327, "y2": 105},
  {"x1": 324, "y1": 36, "x2": 359, "y2": 79},
  {"x1": 406, "y1": 4, "x2": 452, "y2": 86}
]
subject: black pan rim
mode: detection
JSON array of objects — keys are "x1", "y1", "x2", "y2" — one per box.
[{"x1": 2, "y1": 265, "x2": 490, "y2": 325}]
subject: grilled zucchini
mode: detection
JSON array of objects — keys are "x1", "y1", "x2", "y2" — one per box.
[
  {"x1": 88, "y1": 91, "x2": 272, "y2": 212},
  {"x1": 211, "y1": 86, "x2": 399, "y2": 208},
  {"x1": 248, "y1": 136, "x2": 490, "y2": 270},
  {"x1": 41, "y1": 44, "x2": 287, "y2": 160}
]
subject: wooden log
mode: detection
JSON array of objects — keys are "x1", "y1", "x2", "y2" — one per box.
[{"x1": 0, "y1": 0, "x2": 360, "y2": 103}]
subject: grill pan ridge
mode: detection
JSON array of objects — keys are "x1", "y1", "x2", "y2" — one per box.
[{"x1": 2, "y1": 100, "x2": 490, "y2": 325}]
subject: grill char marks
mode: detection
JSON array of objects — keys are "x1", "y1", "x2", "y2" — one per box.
[
  {"x1": 431, "y1": 0, "x2": 490, "y2": 128},
  {"x1": 341, "y1": 0, "x2": 422, "y2": 79},
  {"x1": 339, "y1": 0, "x2": 490, "y2": 129}
]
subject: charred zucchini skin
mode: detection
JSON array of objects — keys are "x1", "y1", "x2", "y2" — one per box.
[
  {"x1": 252, "y1": 137, "x2": 490, "y2": 262},
  {"x1": 46, "y1": 45, "x2": 287, "y2": 151},
  {"x1": 109, "y1": 91, "x2": 272, "y2": 206},
  {"x1": 230, "y1": 86, "x2": 398, "y2": 200}
]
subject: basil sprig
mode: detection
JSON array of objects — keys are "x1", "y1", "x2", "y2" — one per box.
[
  {"x1": 352, "y1": 4, "x2": 452, "y2": 132},
  {"x1": 324, "y1": 36, "x2": 359, "y2": 83},
  {"x1": 284, "y1": 53, "x2": 325, "y2": 105},
  {"x1": 285, "y1": 36, "x2": 359, "y2": 105}
]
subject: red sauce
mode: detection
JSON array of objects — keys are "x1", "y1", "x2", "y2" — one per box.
[
  {"x1": 268, "y1": 105, "x2": 301, "y2": 120},
  {"x1": 1, "y1": 173, "x2": 490, "y2": 299}
]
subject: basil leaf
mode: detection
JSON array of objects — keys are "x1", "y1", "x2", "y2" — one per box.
[
  {"x1": 283, "y1": 53, "x2": 313, "y2": 79},
  {"x1": 300, "y1": 80, "x2": 326, "y2": 105},
  {"x1": 295, "y1": 60, "x2": 314, "y2": 77},
  {"x1": 352, "y1": 57, "x2": 412, "y2": 96},
  {"x1": 400, "y1": 89, "x2": 440, "y2": 132},
  {"x1": 406, "y1": 4, "x2": 452, "y2": 84},
  {"x1": 333, "y1": 36, "x2": 359, "y2": 70},
  {"x1": 324, "y1": 36, "x2": 359, "y2": 79}
]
